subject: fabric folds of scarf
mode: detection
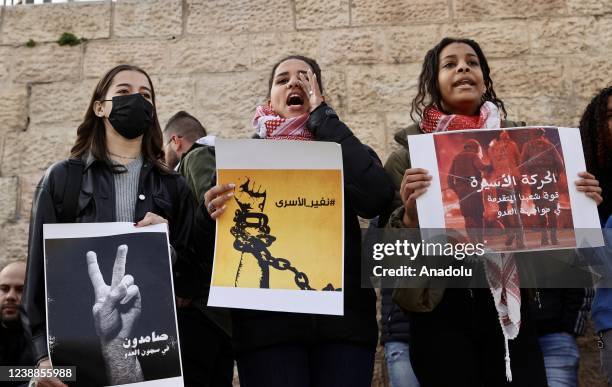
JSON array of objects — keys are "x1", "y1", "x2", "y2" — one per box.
[
  {"x1": 420, "y1": 101, "x2": 501, "y2": 133},
  {"x1": 419, "y1": 102, "x2": 520, "y2": 381},
  {"x1": 252, "y1": 105, "x2": 313, "y2": 141}
]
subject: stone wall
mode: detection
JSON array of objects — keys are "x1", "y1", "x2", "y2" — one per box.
[
  {"x1": 1, "y1": 0, "x2": 612, "y2": 265},
  {"x1": 1, "y1": 0, "x2": 611, "y2": 385}
]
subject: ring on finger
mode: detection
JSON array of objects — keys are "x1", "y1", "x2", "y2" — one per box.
[{"x1": 208, "y1": 202, "x2": 216, "y2": 214}]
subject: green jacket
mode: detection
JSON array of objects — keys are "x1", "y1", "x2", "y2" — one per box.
[{"x1": 178, "y1": 143, "x2": 233, "y2": 336}]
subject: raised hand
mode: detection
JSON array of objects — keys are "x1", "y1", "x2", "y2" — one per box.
[{"x1": 86, "y1": 245, "x2": 141, "y2": 342}]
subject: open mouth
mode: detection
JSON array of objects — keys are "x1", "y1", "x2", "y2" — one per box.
[
  {"x1": 453, "y1": 79, "x2": 476, "y2": 87},
  {"x1": 286, "y1": 93, "x2": 304, "y2": 106}
]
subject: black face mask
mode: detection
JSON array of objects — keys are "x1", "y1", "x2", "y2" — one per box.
[{"x1": 104, "y1": 93, "x2": 153, "y2": 140}]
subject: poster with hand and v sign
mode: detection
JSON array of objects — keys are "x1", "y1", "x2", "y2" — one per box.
[{"x1": 43, "y1": 222, "x2": 183, "y2": 387}]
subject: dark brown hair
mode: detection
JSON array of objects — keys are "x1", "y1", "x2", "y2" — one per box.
[
  {"x1": 163, "y1": 111, "x2": 207, "y2": 143},
  {"x1": 411, "y1": 37, "x2": 506, "y2": 123},
  {"x1": 70, "y1": 64, "x2": 169, "y2": 173},
  {"x1": 579, "y1": 86, "x2": 612, "y2": 220},
  {"x1": 267, "y1": 55, "x2": 323, "y2": 98}
]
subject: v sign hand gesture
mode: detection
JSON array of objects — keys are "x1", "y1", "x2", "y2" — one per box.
[{"x1": 86, "y1": 245, "x2": 141, "y2": 342}]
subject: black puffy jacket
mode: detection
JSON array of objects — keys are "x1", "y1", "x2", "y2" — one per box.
[
  {"x1": 200, "y1": 103, "x2": 395, "y2": 353},
  {"x1": 380, "y1": 288, "x2": 411, "y2": 344},
  {"x1": 22, "y1": 156, "x2": 201, "y2": 362}
]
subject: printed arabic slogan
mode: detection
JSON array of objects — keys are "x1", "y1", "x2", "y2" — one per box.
[
  {"x1": 408, "y1": 127, "x2": 604, "y2": 253},
  {"x1": 44, "y1": 223, "x2": 184, "y2": 387},
  {"x1": 208, "y1": 139, "x2": 344, "y2": 316}
]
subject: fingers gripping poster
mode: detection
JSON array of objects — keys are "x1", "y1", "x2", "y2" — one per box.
[
  {"x1": 208, "y1": 139, "x2": 344, "y2": 315},
  {"x1": 43, "y1": 222, "x2": 183, "y2": 387},
  {"x1": 408, "y1": 127, "x2": 603, "y2": 252}
]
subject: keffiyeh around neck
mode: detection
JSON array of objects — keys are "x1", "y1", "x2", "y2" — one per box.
[
  {"x1": 421, "y1": 101, "x2": 519, "y2": 381},
  {"x1": 420, "y1": 101, "x2": 501, "y2": 133},
  {"x1": 252, "y1": 105, "x2": 313, "y2": 141}
]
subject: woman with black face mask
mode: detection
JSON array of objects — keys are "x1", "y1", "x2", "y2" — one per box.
[{"x1": 22, "y1": 64, "x2": 201, "y2": 387}]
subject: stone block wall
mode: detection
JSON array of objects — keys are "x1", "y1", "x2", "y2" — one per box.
[{"x1": 0, "y1": 1, "x2": 610, "y2": 384}]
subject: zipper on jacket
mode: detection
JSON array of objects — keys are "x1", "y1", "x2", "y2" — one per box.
[{"x1": 534, "y1": 289, "x2": 542, "y2": 309}]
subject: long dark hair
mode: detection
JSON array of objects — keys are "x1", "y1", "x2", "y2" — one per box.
[
  {"x1": 579, "y1": 86, "x2": 612, "y2": 220},
  {"x1": 70, "y1": 64, "x2": 169, "y2": 173},
  {"x1": 411, "y1": 37, "x2": 506, "y2": 123},
  {"x1": 267, "y1": 55, "x2": 324, "y2": 98}
]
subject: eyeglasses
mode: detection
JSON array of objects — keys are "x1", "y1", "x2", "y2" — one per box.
[{"x1": 165, "y1": 134, "x2": 183, "y2": 146}]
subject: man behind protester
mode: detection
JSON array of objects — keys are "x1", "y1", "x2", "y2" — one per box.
[
  {"x1": 163, "y1": 111, "x2": 233, "y2": 387},
  {"x1": 1, "y1": 261, "x2": 34, "y2": 385}
]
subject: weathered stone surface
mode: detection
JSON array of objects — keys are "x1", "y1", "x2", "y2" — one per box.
[
  {"x1": 0, "y1": 220, "x2": 30, "y2": 262},
  {"x1": 530, "y1": 17, "x2": 598, "y2": 56},
  {"x1": 195, "y1": 72, "x2": 268, "y2": 120},
  {"x1": 567, "y1": 57, "x2": 612, "y2": 99},
  {"x1": 296, "y1": 0, "x2": 349, "y2": 29},
  {"x1": 13, "y1": 44, "x2": 82, "y2": 83},
  {"x1": 351, "y1": 0, "x2": 450, "y2": 26},
  {"x1": 192, "y1": 112, "x2": 252, "y2": 139},
  {"x1": 567, "y1": 0, "x2": 612, "y2": 15},
  {"x1": 30, "y1": 79, "x2": 98, "y2": 128},
  {"x1": 84, "y1": 39, "x2": 166, "y2": 79},
  {"x1": 19, "y1": 174, "x2": 40, "y2": 219},
  {"x1": 114, "y1": 0, "x2": 182, "y2": 38},
  {"x1": 19, "y1": 128, "x2": 75, "y2": 176},
  {"x1": 0, "y1": 84, "x2": 28, "y2": 133},
  {"x1": 343, "y1": 113, "x2": 387, "y2": 159},
  {"x1": 0, "y1": 177, "x2": 19, "y2": 224},
  {"x1": 596, "y1": 16, "x2": 612, "y2": 53},
  {"x1": 0, "y1": 48, "x2": 10, "y2": 82},
  {"x1": 186, "y1": 0, "x2": 293, "y2": 35},
  {"x1": 166, "y1": 35, "x2": 250, "y2": 74},
  {"x1": 489, "y1": 59, "x2": 571, "y2": 99},
  {"x1": 0, "y1": 132, "x2": 23, "y2": 177},
  {"x1": 507, "y1": 96, "x2": 579, "y2": 127},
  {"x1": 442, "y1": 21, "x2": 530, "y2": 58},
  {"x1": 1, "y1": 2, "x2": 110, "y2": 45},
  {"x1": 320, "y1": 29, "x2": 384, "y2": 66},
  {"x1": 249, "y1": 31, "x2": 320, "y2": 71},
  {"x1": 320, "y1": 69, "x2": 347, "y2": 115},
  {"x1": 346, "y1": 64, "x2": 420, "y2": 114},
  {"x1": 385, "y1": 25, "x2": 441, "y2": 64},
  {"x1": 454, "y1": 0, "x2": 566, "y2": 20},
  {"x1": 153, "y1": 76, "x2": 197, "y2": 127}
]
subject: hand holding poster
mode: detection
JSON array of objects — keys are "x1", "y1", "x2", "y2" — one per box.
[
  {"x1": 43, "y1": 222, "x2": 183, "y2": 387},
  {"x1": 207, "y1": 139, "x2": 344, "y2": 315},
  {"x1": 408, "y1": 126, "x2": 604, "y2": 252}
]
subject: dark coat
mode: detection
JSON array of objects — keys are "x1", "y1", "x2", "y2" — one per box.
[
  {"x1": 200, "y1": 103, "x2": 395, "y2": 353},
  {"x1": 380, "y1": 288, "x2": 411, "y2": 344},
  {"x1": 22, "y1": 156, "x2": 201, "y2": 363},
  {"x1": 531, "y1": 288, "x2": 594, "y2": 336}
]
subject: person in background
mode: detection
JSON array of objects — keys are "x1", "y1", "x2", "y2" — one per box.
[
  {"x1": 380, "y1": 288, "x2": 420, "y2": 387},
  {"x1": 531, "y1": 288, "x2": 593, "y2": 387},
  {"x1": 580, "y1": 86, "x2": 612, "y2": 385},
  {"x1": 1, "y1": 261, "x2": 34, "y2": 387},
  {"x1": 163, "y1": 111, "x2": 233, "y2": 387}
]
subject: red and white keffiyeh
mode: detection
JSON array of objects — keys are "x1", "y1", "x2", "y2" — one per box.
[
  {"x1": 252, "y1": 105, "x2": 313, "y2": 141},
  {"x1": 420, "y1": 101, "x2": 501, "y2": 133},
  {"x1": 420, "y1": 102, "x2": 519, "y2": 381}
]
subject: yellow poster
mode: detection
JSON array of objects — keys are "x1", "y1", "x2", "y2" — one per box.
[
  {"x1": 207, "y1": 139, "x2": 345, "y2": 315},
  {"x1": 213, "y1": 169, "x2": 343, "y2": 291}
]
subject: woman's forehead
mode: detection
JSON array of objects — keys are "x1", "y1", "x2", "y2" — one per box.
[
  {"x1": 110, "y1": 70, "x2": 151, "y2": 89},
  {"x1": 440, "y1": 42, "x2": 477, "y2": 58},
  {"x1": 274, "y1": 59, "x2": 311, "y2": 75}
]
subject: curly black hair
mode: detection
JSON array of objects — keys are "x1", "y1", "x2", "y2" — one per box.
[
  {"x1": 579, "y1": 86, "x2": 612, "y2": 220},
  {"x1": 411, "y1": 37, "x2": 506, "y2": 123}
]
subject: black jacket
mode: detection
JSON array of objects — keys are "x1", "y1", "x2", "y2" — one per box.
[
  {"x1": 380, "y1": 288, "x2": 411, "y2": 344},
  {"x1": 531, "y1": 288, "x2": 594, "y2": 336},
  {"x1": 200, "y1": 103, "x2": 395, "y2": 353},
  {"x1": 22, "y1": 156, "x2": 201, "y2": 363}
]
